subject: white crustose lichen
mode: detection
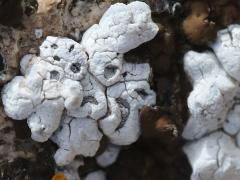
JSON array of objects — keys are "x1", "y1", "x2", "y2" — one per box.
[
  {"x1": 183, "y1": 24, "x2": 240, "y2": 180},
  {"x1": 1, "y1": 1, "x2": 158, "y2": 168}
]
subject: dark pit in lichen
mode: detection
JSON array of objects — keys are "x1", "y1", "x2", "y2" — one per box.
[{"x1": 70, "y1": 63, "x2": 81, "y2": 73}]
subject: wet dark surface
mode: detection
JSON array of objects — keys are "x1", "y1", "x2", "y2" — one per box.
[
  {"x1": 0, "y1": 53, "x2": 5, "y2": 72},
  {"x1": 0, "y1": 0, "x2": 23, "y2": 27}
]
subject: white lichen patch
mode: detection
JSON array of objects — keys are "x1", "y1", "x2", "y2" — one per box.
[
  {"x1": 1, "y1": 1, "x2": 157, "y2": 167},
  {"x1": 81, "y1": 1, "x2": 158, "y2": 86},
  {"x1": 52, "y1": 116, "x2": 103, "y2": 166},
  {"x1": 96, "y1": 144, "x2": 120, "y2": 168},
  {"x1": 183, "y1": 24, "x2": 240, "y2": 180},
  {"x1": 100, "y1": 78, "x2": 156, "y2": 145},
  {"x1": 84, "y1": 170, "x2": 106, "y2": 180},
  {"x1": 184, "y1": 131, "x2": 240, "y2": 180},
  {"x1": 182, "y1": 51, "x2": 238, "y2": 140}
]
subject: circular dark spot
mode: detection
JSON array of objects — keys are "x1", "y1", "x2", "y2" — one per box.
[
  {"x1": 51, "y1": 44, "x2": 58, "y2": 49},
  {"x1": 50, "y1": 70, "x2": 60, "y2": 80},
  {"x1": 24, "y1": 0, "x2": 38, "y2": 16},
  {"x1": 70, "y1": 63, "x2": 81, "y2": 73},
  {"x1": 135, "y1": 88, "x2": 148, "y2": 99},
  {"x1": 24, "y1": 6, "x2": 34, "y2": 16},
  {"x1": 81, "y1": 96, "x2": 98, "y2": 106},
  {"x1": 122, "y1": 72, "x2": 127, "y2": 78},
  {"x1": 53, "y1": 56, "x2": 60, "y2": 61},
  {"x1": 104, "y1": 65, "x2": 118, "y2": 79}
]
